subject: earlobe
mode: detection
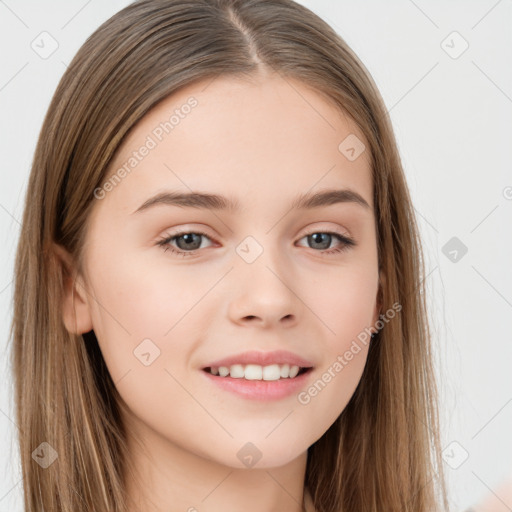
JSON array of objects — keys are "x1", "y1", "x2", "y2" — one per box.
[{"x1": 52, "y1": 243, "x2": 94, "y2": 335}]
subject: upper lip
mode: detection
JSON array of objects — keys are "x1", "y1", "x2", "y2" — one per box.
[{"x1": 202, "y1": 350, "x2": 314, "y2": 370}]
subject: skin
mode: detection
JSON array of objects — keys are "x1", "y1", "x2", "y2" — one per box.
[
  {"x1": 58, "y1": 69, "x2": 381, "y2": 512},
  {"x1": 470, "y1": 474, "x2": 512, "y2": 511}
]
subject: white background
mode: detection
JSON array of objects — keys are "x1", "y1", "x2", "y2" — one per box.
[{"x1": 1, "y1": 1, "x2": 511, "y2": 510}]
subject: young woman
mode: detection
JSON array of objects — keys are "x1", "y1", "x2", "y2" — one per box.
[{"x1": 10, "y1": 0, "x2": 449, "y2": 510}]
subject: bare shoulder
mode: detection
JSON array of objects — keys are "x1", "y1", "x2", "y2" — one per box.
[{"x1": 466, "y1": 474, "x2": 512, "y2": 512}]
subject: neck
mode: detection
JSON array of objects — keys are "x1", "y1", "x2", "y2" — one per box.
[{"x1": 122, "y1": 415, "x2": 309, "y2": 512}]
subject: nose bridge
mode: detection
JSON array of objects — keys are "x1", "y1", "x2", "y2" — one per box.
[
  {"x1": 227, "y1": 231, "x2": 300, "y2": 325},
  {"x1": 235, "y1": 228, "x2": 290, "y2": 282}
]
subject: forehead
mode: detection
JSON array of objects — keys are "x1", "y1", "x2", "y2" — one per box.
[{"x1": 100, "y1": 73, "x2": 373, "y2": 216}]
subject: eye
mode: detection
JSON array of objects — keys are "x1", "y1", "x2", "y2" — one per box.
[
  {"x1": 157, "y1": 229, "x2": 356, "y2": 257},
  {"x1": 296, "y1": 231, "x2": 356, "y2": 255},
  {"x1": 156, "y1": 230, "x2": 215, "y2": 257}
]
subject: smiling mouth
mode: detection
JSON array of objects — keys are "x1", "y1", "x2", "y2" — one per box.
[{"x1": 203, "y1": 364, "x2": 312, "y2": 380}]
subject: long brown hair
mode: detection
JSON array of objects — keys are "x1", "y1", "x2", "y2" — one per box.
[{"x1": 9, "y1": 0, "x2": 449, "y2": 510}]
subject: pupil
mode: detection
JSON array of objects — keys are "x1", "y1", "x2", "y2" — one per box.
[
  {"x1": 178, "y1": 233, "x2": 201, "y2": 250},
  {"x1": 310, "y1": 233, "x2": 330, "y2": 250}
]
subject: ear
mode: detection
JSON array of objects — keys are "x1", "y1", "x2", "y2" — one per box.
[{"x1": 53, "y1": 243, "x2": 94, "y2": 335}]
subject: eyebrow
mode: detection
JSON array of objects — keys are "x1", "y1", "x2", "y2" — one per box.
[{"x1": 132, "y1": 188, "x2": 371, "y2": 215}]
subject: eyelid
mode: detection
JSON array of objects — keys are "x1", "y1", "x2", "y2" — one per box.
[
  {"x1": 157, "y1": 224, "x2": 216, "y2": 241},
  {"x1": 298, "y1": 221, "x2": 353, "y2": 240},
  {"x1": 157, "y1": 227, "x2": 217, "y2": 247},
  {"x1": 296, "y1": 229, "x2": 356, "y2": 251},
  {"x1": 156, "y1": 222, "x2": 356, "y2": 258},
  {"x1": 159, "y1": 222, "x2": 351, "y2": 243}
]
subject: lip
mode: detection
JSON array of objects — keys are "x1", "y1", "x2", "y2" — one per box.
[
  {"x1": 201, "y1": 367, "x2": 314, "y2": 401},
  {"x1": 202, "y1": 350, "x2": 314, "y2": 370}
]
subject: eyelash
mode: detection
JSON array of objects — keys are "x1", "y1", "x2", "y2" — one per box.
[{"x1": 156, "y1": 229, "x2": 356, "y2": 257}]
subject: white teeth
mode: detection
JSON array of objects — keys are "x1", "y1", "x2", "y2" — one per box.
[
  {"x1": 229, "y1": 364, "x2": 245, "y2": 378},
  {"x1": 289, "y1": 365, "x2": 300, "y2": 378},
  {"x1": 262, "y1": 364, "x2": 281, "y2": 380},
  {"x1": 244, "y1": 364, "x2": 263, "y2": 380},
  {"x1": 208, "y1": 363, "x2": 303, "y2": 380}
]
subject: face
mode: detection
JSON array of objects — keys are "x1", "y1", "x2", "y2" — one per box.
[{"x1": 65, "y1": 72, "x2": 380, "y2": 470}]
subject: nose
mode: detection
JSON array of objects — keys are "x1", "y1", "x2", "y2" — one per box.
[{"x1": 227, "y1": 249, "x2": 301, "y2": 329}]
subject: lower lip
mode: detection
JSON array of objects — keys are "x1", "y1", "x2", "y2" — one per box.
[{"x1": 201, "y1": 368, "x2": 313, "y2": 401}]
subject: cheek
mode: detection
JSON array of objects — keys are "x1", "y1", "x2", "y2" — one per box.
[
  {"x1": 84, "y1": 249, "x2": 210, "y2": 379},
  {"x1": 293, "y1": 263, "x2": 376, "y2": 421},
  {"x1": 83, "y1": 252, "x2": 198, "y2": 437},
  {"x1": 297, "y1": 339, "x2": 370, "y2": 440},
  {"x1": 86, "y1": 246, "x2": 200, "y2": 334},
  {"x1": 306, "y1": 261, "x2": 378, "y2": 343}
]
